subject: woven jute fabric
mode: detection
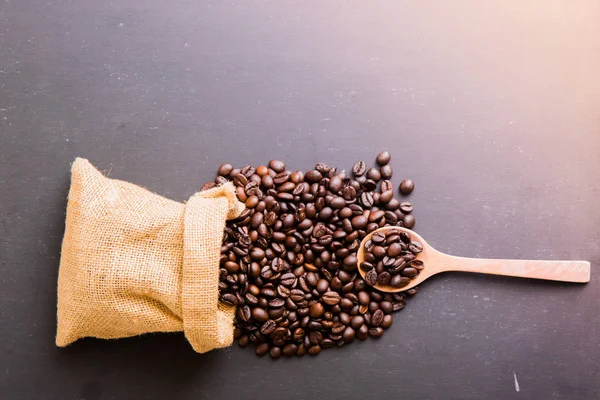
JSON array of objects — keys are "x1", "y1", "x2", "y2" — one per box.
[{"x1": 56, "y1": 158, "x2": 244, "y2": 353}]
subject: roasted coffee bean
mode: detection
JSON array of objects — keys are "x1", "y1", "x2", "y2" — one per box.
[
  {"x1": 365, "y1": 269, "x2": 378, "y2": 286},
  {"x1": 283, "y1": 343, "x2": 298, "y2": 356},
  {"x1": 379, "y1": 301, "x2": 393, "y2": 314},
  {"x1": 309, "y1": 331, "x2": 323, "y2": 345},
  {"x1": 352, "y1": 160, "x2": 366, "y2": 176},
  {"x1": 232, "y1": 173, "x2": 248, "y2": 187},
  {"x1": 316, "y1": 279, "x2": 329, "y2": 293},
  {"x1": 371, "y1": 309, "x2": 384, "y2": 327},
  {"x1": 351, "y1": 315, "x2": 365, "y2": 329},
  {"x1": 380, "y1": 180, "x2": 393, "y2": 192},
  {"x1": 269, "y1": 160, "x2": 286, "y2": 173},
  {"x1": 379, "y1": 190, "x2": 394, "y2": 205},
  {"x1": 366, "y1": 168, "x2": 381, "y2": 182},
  {"x1": 402, "y1": 267, "x2": 418, "y2": 277},
  {"x1": 310, "y1": 302, "x2": 325, "y2": 318},
  {"x1": 359, "y1": 261, "x2": 374, "y2": 272},
  {"x1": 307, "y1": 320, "x2": 323, "y2": 331},
  {"x1": 376, "y1": 151, "x2": 391, "y2": 166},
  {"x1": 377, "y1": 271, "x2": 391, "y2": 286},
  {"x1": 351, "y1": 215, "x2": 368, "y2": 229},
  {"x1": 240, "y1": 292, "x2": 257, "y2": 307},
  {"x1": 343, "y1": 326, "x2": 356, "y2": 343},
  {"x1": 305, "y1": 170, "x2": 323, "y2": 183},
  {"x1": 220, "y1": 293, "x2": 238, "y2": 306},
  {"x1": 260, "y1": 320, "x2": 277, "y2": 335},
  {"x1": 218, "y1": 163, "x2": 233, "y2": 176},
  {"x1": 274, "y1": 171, "x2": 291, "y2": 185},
  {"x1": 408, "y1": 241, "x2": 423, "y2": 253},
  {"x1": 252, "y1": 308, "x2": 269, "y2": 323},
  {"x1": 308, "y1": 345, "x2": 322, "y2": 356},
  {"x1": 400, "y1": 201, "x2": 414, "y2": 213},
  {"x1": 380, "y1": 165, "x2": 393, "y2": 179},
  {"x1": 255, "y1": 343, "x2": 270, "y2": 356},
  {"x1": 322, "y1": 291, "x2": 341, "y2": 305},
  {"x1": 341, "y1": 186, "x2": 357, "y2": 201},
  {"x1": 399, "y1": 178, "x2": 415, "y2": 195},
  {"x1": 269, "y1": 346, "x2": 282, "y2": 359},
  {"x1": 362, "y1": 179, "x2": 377, "y2": 191},
  {"x1": 403, "y1": 214, "x2": 416, "y2": 229},
  {"x1": 360, "y1": 192, "x2": 374, "y2": 208},
  {"x1": 280, "y1": 273, "x2": 297, "y2": 286},
  {"x1": 330, "y1": 196, "x2": 346, "y2": 209}
]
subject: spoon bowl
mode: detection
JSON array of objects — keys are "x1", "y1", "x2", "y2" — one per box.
[{"x1": 357, "y1": 226, "x2": 590, "y2": 293}]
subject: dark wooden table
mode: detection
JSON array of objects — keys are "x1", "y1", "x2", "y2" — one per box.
[{"x1": 2, "y1": 1, "x2": 599, "y2": 399}]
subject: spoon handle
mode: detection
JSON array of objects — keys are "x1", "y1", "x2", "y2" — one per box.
[{"x1": 439, "y1": 254, "x2": 590, "y2": 283}]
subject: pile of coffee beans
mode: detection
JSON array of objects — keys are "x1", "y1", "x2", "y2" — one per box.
[
  {"x1": 361, "y1": 229, "x2": 424, "y2": 289},
  {"x1": 209, "y1": 152, "x2": 419, "y2": 358}
]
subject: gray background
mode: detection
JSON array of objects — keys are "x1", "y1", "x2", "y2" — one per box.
[{"x1": 1, "y1": 1, "x2": 599, "y2": 399}]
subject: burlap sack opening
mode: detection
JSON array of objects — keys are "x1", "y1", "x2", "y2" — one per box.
[{"x1": 56, "y1": 158, "x2": 244, "y2": 353}]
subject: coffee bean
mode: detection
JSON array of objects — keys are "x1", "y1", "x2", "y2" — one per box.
[
  {"x1": 360, "y1": 192, "x2": 374, "y2": 208},
  {"x1": 351, "y1": 215, "x2": 368, "y2": 229},
  {"x1": 260, "y1": 320, "x2": 277, "y2": 335},
  {"x1": 368, "y1": 210, "x2": 385, "y2": 223},
  {"x1": 341, "y1": 186, "x2": 357, "y2": 201},
  {"x1": 380, "y1": 165, "x2": 393, "y2": 179},
  {"x1": 269, "y1": 298, "x2": 285, "y2": 308},
  {"x1": 380, "y1": 180, "x2": 393, "y2": 192},
  {"x1": 308, "y1": 345, "x2": 322, "y2": 356},
  {"x1": 400, "y1": 201, "x2": 413, "y2": 213},
  {"x1": 307, "y1": 320, "x2": 323, "y2": 331},
  {"x1": 352, "y1": 160, "x2": 366, "y2": 176},
  {"x1": 232, "y1": 173, "x2": 248, "y2": 187},
  {"x1": 310, "y1": 303, "x2": 325, "y2": 318},
  {"x1": 309, "y1": 331, "x2": 323, "y2": 345},
  {"x1": 305, "y1": 170, "x2": 323, "y2": 183},
  {"x1": 343, "y1": 326, "x2": 356, "y2": 343},
  {"x1": 399, "y1": 178, "x2": 414, "y2": 195},
  {"x1": 403, "y1": 214, "x2": 416, "y2": 229},
  {"x1": 359, "y1": 262, "x2": 374, "y2": 272},
  {"x1": 274, "y1": 171, "x2": 290, "y2": 185},
  {"x1": 252, "y1": 308, "x2": 269, "y2": 323},
  {"x1": 408, "y1": 241, "x2": 423, "y2": 253},
  {"x1": 365, "y1": 269, "x2": 378, "y2": 286},
  {"x1": 362, "y1": 179, "x2": 377, "y2": 191},
  {"x1": 316, "y1": 279, "x2": 329, "y2": 293},
  {"x1": 351, "y1": 315, "x2": 365, "y2": 329},
  {"x1": 366, "y1": 168, "x2": 381, "y2": 182},
  {"x1": 377, "y1": 271, "x2": 391, "y2": 286},
  {"x1": 282, "y1": 343, "x2": 298, "y2": 357},
  {"x1": 269, "y1": 346, "x2": 282, "y2": 359},
  {"x1": 402, "y1": 267, "x2": 418, "y2": 278},
  {"x1": 380, "y1": 301, "x2": 393, "y2": 314},
  {"x1": 329, "y1": 176, "x2": 343, "y2": 193},
  {"x1": 217, "y1": 163, "x2": 233, "y2": 176},
  {"x1": 269, "y1": 160, "x2": 285, "y2": 173},
  {"x1": 376, "y1": 151, "x2": 391, "y2": 166},
  {"x1": 371, "y1": 309, "x2": 384, "y2": 327},
  {"x1": 322, "y1": 291, "x2": 341, "y2": 305},
  {"x1": 220, "y1": 293, "x2": 238, "y2": 306}
]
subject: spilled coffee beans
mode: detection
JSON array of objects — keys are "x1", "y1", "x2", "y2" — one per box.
[{"x1": 212, "y1": 153, "x2": 418, "y2": 358}]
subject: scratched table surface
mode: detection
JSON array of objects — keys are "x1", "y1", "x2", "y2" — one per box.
[{"x1": 1, "y1": 1, "x2": 599, "y2": 399}]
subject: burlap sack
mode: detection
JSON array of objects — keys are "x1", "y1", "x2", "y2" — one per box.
[{"x1": 56, "y1": 158, "x2": 244, "y2": 353}]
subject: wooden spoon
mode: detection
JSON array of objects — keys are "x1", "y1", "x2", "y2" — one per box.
[{"x1": 357, "y1": 227, "x2": 591, "y2": 293}]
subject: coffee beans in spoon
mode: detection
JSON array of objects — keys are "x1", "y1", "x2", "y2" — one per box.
[
  {"x1": 212, "y1": 152, "x2": 418, "y2": 358},
  {"x1": 361, "y1": 229, "x2": 424, "y2": 289}
]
